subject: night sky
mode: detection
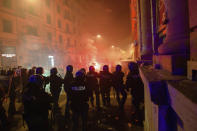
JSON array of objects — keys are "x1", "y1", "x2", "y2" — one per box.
[{"x1": 84, "y1": 0, "x2": 131, "y2": 50}]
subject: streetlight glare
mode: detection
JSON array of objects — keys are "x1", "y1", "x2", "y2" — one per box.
[
  {"x1": 97, "y1": 34, "x2": 101, "y2": 38},
  {"x1": 28, "y1": 0, "x2": 36, "y2": 3}
]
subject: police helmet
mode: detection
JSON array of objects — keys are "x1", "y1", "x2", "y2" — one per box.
[
  {"x1": 103, "y1": 65, "x2": 109, "y2": 72},
  {"x1": 89, "y1": 66, "x2": 95, "y2": 72},
  {"x1": 29, "y1": 75, "x2": 43, "y2": 87},
  {"x1": 66, "y1": 65, "x2": 73, "y2": 72},
  {"x1": 116, "y1": 64, "x2": 122, "y2": 72}
]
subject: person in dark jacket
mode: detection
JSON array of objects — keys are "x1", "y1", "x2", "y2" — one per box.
[
  {"x1": 86, "y1": 66, "x2": 100, "y2": 109},
  {"x1": 99, "y1": 65, "x2": 113, "y2": 107},
  {"x1": 80, "y1": 68, "x2": 86, "y2": 78},
  {"x1": 49, "y1": 67, "x2": 63, "y2": 109},
  {"x1": 22, "y1": 75, "x2": 53, "y2": 131},
  {"x1": 8, "y1": 69, "x2": 17, "y2": 118},
  {"x1": 69, "y1": 71, "x2": 89, "y2": 131},
  {"x1": 36, "y1": 67, "x2": 49, "y2": 90},
  {"x1": 0, "y1": 84, "x2": 9, "y2": 130},
  {"x1": 112, "y1": 65, "x2": 127, "y2": 109},
  {"x1": 64, "y1": 65, "x2": 74, "y2": 120},
  {"x1": 126, "y1": 62, "x2": 144, "y2": 125}
]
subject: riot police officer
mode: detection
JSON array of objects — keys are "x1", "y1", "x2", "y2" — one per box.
[
  {"x1": 64, "y1": 65, "x2": 74, "y2": 120},
  {"x1": 69, "y1": 71, "x2": 89, "y2": 131},
  {"x1": 99, "y1": 65, "x2": 112, "y2": 107},
  {"x1": 126, "y1": 62, "x2": 144, "y2": 125},
  {"x1": 86, "y1": 66, "x2": 100, "y2": 109},
  {"x1": 49, "y1": 67, "x2": 63, "y2": 109},
  {"x1": 36, "y1": 67, "x2": 49, "y2": 91},
  {"x1": 112, "y1": 65, "x2": 127, "y2": 109},
  {"x1": 22, "y1": 75, "x2": 53, "y2": 131}
]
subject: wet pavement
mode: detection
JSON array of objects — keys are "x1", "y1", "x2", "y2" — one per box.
[{"x1": 6, "y1": 92, "x2": 143, "y2": 131}]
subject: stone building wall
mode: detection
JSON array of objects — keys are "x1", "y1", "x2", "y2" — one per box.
[
  {"x1": 0, "y1": 0, "x2": 81, "y2": 68},
  {"x1": 130, "y1": 0, "x2": 197, "y2": 130}
]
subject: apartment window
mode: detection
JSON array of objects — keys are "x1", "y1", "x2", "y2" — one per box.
[
  {"x1": 67, "y1": 38, "x2": 70, "y2": 47},
  {"x1": 46, "y1": 0, "x2": 50, "y2": 7},
  {"x1": 3, "y1": 0, "x2": 12, "y2": 9},
  {"x1": 47, "y1": 14, "x2": 51, "y2": 24},
  {"x1": 2, "y1": 20, "x2": 13, "y2": 33},
  {"x1": 28, "y1": 5, "x2": 36, "y2": 15},
  {"x1": 73, "y1": 27, "x2": 76, "y2": 34},
  {"x1": 59, "y1": 35, "x2": 62, "y2": 43},
  {"x1": 58, "y1": 20, "x2": 61, "y2": 28},
  {"x1": 64, "y1": 11, "x2": 67, "y2": 19},
  {"x1": 74, "y1": 40, "x2": 77, "y2": 47},
  {"x1": 27, "y1": 26, "x2": 38, "y2": 36},
  {"x1": 63, "y1": 0, "x2": 68, "y2": 5},
  {"x1": 57, "y1": 5, "x2": 60, "y2": 14},
  {"x1": 66, "y1": 24, "x2": 70, "y2": 33},
  {"x1": 47, "y1": 32, "x2": 52, "y2": 41}
]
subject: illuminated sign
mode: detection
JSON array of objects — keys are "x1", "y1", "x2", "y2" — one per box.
[
  {"x1": 48, "y1": 55, "x2": 54, "y2": 67},
  {"x1": 1, "y1": 54, "x2": 16, "y2": 57}
]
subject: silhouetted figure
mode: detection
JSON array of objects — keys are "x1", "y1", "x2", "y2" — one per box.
[
  {"x1": 64, "y1": 65, "x2": 74, "y2": 120},
  {"x1": 36, "y1": 67, "x2": 49, "y2": 90},
  {"x1": 28, "y1": 69, "x2": 35, "y2": 80},
  {"x1": 49, "y1": 67, "x2": 63, "y2": 109},
  {"x1": 8, "y1": 69, "x2": 17, "y2": 118},
  {"x1": 22, "y1": 75, "x2": 53, "y2": 131},
  {"x1": 69, "y1": 71, "x2": 89, "y2": 131},
  {"x1": 21, "y1": 68, "x2": 28, "y2": 92},
  {"x1": 112, "y1": 65, "x2": 127, "y2": 109},
  {"x1": 126, "y1": 62, "x2": 144, "y2": 126},
  {"x1": 80, "y1": 68, "x2": 86, "y2": 81},
  {"x1": 7, "y1": 68, "x2": 13, "y2": 76},
  {"x1": 0, "y1": 84, "x2": 9, "y2": 130},
  {"x1": 86, "y1": 66, "x2": 100, "y2": 109},
  {"x1": 99, "y1": 65, "x2": 112, "y2": 107}
]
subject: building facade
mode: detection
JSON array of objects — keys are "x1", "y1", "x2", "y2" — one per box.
[
  {"x1": 0, "y1": 0, "x2": 84, "y2": 70},
  {"x1": 130, "y1": 0, "x2": 197, "y2": 130}
]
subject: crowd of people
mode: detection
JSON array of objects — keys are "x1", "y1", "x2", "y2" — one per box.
[{"x1": 0, "y1": 62, "x2": 144, "y2": 131}]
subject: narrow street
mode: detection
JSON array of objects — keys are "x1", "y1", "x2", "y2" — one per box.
[{"x1": 7, "y1": 92, "x2": 143, "y2": 131}]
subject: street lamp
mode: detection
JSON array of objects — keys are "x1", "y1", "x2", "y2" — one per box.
[{"x1": 97, "y1": 34, "x2": 102, "y2": 39}]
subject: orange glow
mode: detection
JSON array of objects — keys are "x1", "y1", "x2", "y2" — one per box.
[
  {"x1": 93, "y1": 62, "x2": 101, "y2": 71},
  {"x1": 97, "y1": 34, "x2": 102, "y2": 38}
]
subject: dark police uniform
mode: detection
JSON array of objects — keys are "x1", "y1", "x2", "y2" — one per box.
[
  {"x1": 86, "y1": 71, "x2": 100, "y2": 108},
  {"x1": 126, "y1": 62, "x2": 144, "y2": 125},
  {"x1": 69, "y1": 72, "x2": 89, "y2": 131},
  {"x1": 23, "y1": 75, "x2": 53, "y2": 131},
  {"x1": 112, "y1": 71, "x2": 127, "y2": 109},
  {"x1": 49, "y1": 74, "x2": 62, "y2": 108},
  {"x1": 64, "y1": 71, "x2": 74, "y2": 119},
  {"x1": 99, "y1": 71, "x2": 112, "y2": 106}
]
